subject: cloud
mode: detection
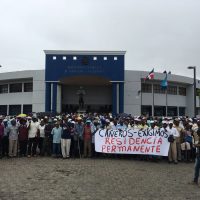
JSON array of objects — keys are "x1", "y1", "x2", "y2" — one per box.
[{"x1": 0, "y1": 0, "x2": 200, "y2": 78}]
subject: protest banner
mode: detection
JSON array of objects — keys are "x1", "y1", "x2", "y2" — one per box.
[{"x1": 95, "y1": 129, "x2": 170, "y2": 156}]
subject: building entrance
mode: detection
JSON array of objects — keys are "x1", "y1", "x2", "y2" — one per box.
[{"x1": 60, "y1": 76, "x2": 112, "y2": 113}]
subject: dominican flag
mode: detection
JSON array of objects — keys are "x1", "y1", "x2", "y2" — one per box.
[{"x1": 144, "y1": 68, "x2": 154, "y2": 80}]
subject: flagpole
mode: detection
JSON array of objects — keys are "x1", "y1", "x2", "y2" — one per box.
[
  {"x1": 141, "y1": 78, "x2": 143, "y2": 116},
  {"x1": 152, "y1": 83, "x2": 154, "y2": 117},
  {"x1": 166, "y1": 73, "x2": 168, "y2": 117},
  {"x1": 166, "y1": 88, "x2": 168, "y2": 117}
]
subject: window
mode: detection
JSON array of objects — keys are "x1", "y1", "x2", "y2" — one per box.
[
  {"x1": 0, "y1": 105, "x2": 7, "y2": 116},
  {"x1": 53, "y1": 56, "x2": 56, "y2": 60},
  {"x1": 23, "y1": 104, "x2": 32, "y2": 114},
  {"x1": 154, "y1": 106, "x2": 166, "y2": 116},
  {"x1": 141, "y1": 83, "x2": 152, "y2": 93},
  {"x1": 93, "y1": 57, "x2": 97, "y2": 60},
  {"x1": 179, "y1": 107, "x2": 185, "y2": 116},
  {"x1": 9, "y1": 105, "x2": 21, "y2": 116},
  {"x1": 114, "y1": 56, "x2": 118, "y2": 60},
  {"x1": 9, "y1": 83, "x2": 22, "y2": 93},
  {"x1": 0, "y1": 84, "x2": 8, "y2": 93},
  {"x1": 103, "y1": 57, "x2": 107, "y2": 60},
  {"x1": 153, "y1": 84, "x2": 166, "y2": 94},
  {"x1": 167, "y1": 86, "x2": 177, "y2": 95},
  {"x1": 167, "y1": 106, "x2": 178, "y2": 117},
  {"x1": 179, "y1": 87, "x2": 186, "y2": 96},
  {"x1": 141, "y1": 105, "x2": 152, "y2": 116},
  {"x1": 24, "y1": 83, "x2": 33, "y2": 92},
  {"x1": 63, "y1": 56, "x2": 66, "y2": 60},
  {"x1": 196, "y1": 88, "x2": 200, "y2": 96},
  {"x1": 73, "y1": 56, "x2": 77, "y2": 60}
]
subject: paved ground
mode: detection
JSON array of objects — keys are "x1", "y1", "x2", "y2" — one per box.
[{"x1": 0, "y1": 157, "x2": 199, "y2": 200}]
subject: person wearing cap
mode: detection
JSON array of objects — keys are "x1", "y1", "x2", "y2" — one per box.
[
  {"x1": 51, "y1": 122, "x2": 62, "y2": 158},
  {"x1": 7, "y1": 119, "x2": 19, "y2": 157},
  {"x1": 167, "y1": 121, "x2": 179, "y2": 164},
  {"x1": 27, "y1": 117, "x2": 39, "y2": 158},
  {"x1": 74, "y1": 117, "x2": 84, "y2": 157},
  {"x1": 148, "y1": 120, "x2": 160, "y2": 162},
  {"x1": 83, "y1": 120, "x2": 93, "y2": 158},
  {"x1": 61, "y1": 122, "x2": 72, "y2": 159},
  {"x1": 174, "y1": 118, "x2": 183, "y2": 162}
]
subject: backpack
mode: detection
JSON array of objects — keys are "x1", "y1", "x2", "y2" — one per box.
[{"x1": 168, "y1": 135, "x2": 175, "y2": 143}]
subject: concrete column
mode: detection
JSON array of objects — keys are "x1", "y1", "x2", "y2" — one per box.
[
  {"x1": 112, "y1": 83, "x2": 117, "y2": 116},
  {"x1": 57, "y1": 84, "x2": 62, "y2": 113},
  {"x1": 119, "y1": 82, "x2": 124, "y2": 113}
]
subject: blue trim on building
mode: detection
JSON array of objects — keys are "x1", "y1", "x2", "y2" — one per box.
[
  {"x1": 45, "y1": 82, "x2": 51, "y2": 112},
  {"x1": 45, "y1": 51, "x2": 125, "y2": 114},
  {"x1": 52, "y1": 83, "x2": 57, "y2": 113}
]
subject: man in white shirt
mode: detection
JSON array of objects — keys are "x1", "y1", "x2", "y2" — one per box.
[
  {"x1": 167, "y1": 121, "x2": 179, "y2": 164},
  {"x1": 27, "y1": 117, "x2": 39, "y2": 157}
]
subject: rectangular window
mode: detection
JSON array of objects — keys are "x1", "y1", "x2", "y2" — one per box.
[
  {"x1": 141, "y1": 83, "x2": 152, "y2": 93},
  {"x1": 154, "y1": 106, "x2": 166, "y2": 116},
  {"x1": 179, "y1": 107, "x2": 185, "y2": 116},
  {"x1": 24, "y1": 82, "x2": 33, "y2": 92},
  {"x1": 167, "y1": 86, "x2": 177, "y2": 95},
  {"x1": 23, "y1": 104, "x2": 32, "y2": 114},
  {"x1": 9, "y1": 83, "x2": 22, "y2": 93},
  {"x1": 153, "y1": 84, "x2": 166, "y2": 94},
  {"x1": 141, "y1": 105, "x2": 152, "y2": 116},
  {"x1": 179, "y1": 87, "x2": 186, "y2": 96},
  {"x1": 0, "y1": 105, "x2": 7, "y2": 116},
  {"x1": 167, "y1": 106, "x2": 178, "y2": 116},
  {"x1": 9, "y1": 105, "x2": 21, "y2": 116},
  {"x1": 0, "y1": 84, "x2": 8, "y2": 93}
]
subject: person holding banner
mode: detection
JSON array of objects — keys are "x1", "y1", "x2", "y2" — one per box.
[
  {"x1": 148, "y1": 120, "x2": 160, "y2": 162},
  {"x1": 167, "y1": 121, "x2": 179, "y2": 164},
  {"x1": 173, "y1": 118, "x2": 183, "y2": 162}
]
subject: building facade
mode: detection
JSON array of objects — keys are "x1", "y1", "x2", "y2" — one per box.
[{"x1": 0, "y1": 50, "x2": 200, "y2": 117}]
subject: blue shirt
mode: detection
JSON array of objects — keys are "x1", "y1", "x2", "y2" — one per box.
[{"x1": 51, "y1": 127, "x2": 62, "y2": 143}]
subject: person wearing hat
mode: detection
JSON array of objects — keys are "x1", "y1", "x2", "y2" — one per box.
[
  {"x1": 83, "y1": 120, "x2": 93, "y2": 158},
  {"x1": 61, "y1": 122, "x2": 72, "y2": 159},
  {"x1": 7, "y1": 119, "x2": 19, "y2": 157},
  {"x1": 51, "y1": 122, "x2": 62, "y2": 158},
  {"x1": 167, "y1": 121, "x2": 179, "y2": 164},
  {"x1": 74, "y1": 117, "x2": 84, "y2": 157},
  {"x1": 174, "y1": 118, "x2": 183, "y2": 162}
]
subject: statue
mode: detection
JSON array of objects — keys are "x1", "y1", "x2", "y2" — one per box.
[{"x1": 76, "y1": 86, "x2": 86, "y2": 109}]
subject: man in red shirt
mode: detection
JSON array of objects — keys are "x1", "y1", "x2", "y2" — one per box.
[
  {"x1": 18, "y1": 118, "x2": 29, "y2": 156},
  {"x1": 83, "y1": 120, "x2": 92, "y2": 158}
]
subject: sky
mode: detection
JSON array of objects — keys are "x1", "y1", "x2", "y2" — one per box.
[{"x1": 0, "y1": 0, "x2": 200, "y2": 78}]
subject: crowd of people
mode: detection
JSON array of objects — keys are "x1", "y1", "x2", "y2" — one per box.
[
  {"x1": 0, "y1": 113, "x2": 200, "y2": 184},
  {"x1": 0, "y1": 113, "x2": 199, "y2": 160}
]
